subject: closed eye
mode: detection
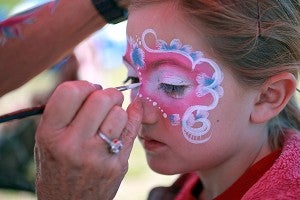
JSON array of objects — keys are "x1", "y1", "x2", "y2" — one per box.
[
  {"x1": 124, "y1": 76, "x2": 140, "y2": 84},
  {"x1": 158, "y1": 83, "x2": 189, "y2": 98},
  {"x1": 122, "y1": 59, "x2": 140, "y2": 84}
]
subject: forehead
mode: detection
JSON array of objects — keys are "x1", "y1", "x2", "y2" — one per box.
[{"x1": 127, "y1": 2, "x2": 206, "y2": 53}]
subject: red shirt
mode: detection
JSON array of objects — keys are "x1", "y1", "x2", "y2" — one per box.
[
  {"x1": 148, "y1": 149, "x2": 281, "y2": 200},
  {"x1": 175, "y1": 149, "x2": 281, "y2": 200},
  {"x1": 148, "y1": 131, "x2": 299, "y2": 200}
]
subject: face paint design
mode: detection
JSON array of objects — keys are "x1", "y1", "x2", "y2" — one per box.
[{"x1": 124, "y1": 29, "x2": 224, "y2": 144}]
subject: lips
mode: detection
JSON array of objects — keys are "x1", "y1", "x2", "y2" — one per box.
[{"x1": 139, "y1": 135, "x2": 166, "y2": 152}]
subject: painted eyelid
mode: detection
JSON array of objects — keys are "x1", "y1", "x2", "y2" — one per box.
[
  {"x1": 159, "y1": 76, "x2": 191, "y2": 86},
  {"x1": 159, "y1": 83, "x2": 189, "y2": 99},
  {"x1": 158, "y1": 75, "x2": 192, "y2": 98}
]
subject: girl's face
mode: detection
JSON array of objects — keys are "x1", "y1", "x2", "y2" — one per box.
[
  {"x1": 125, "y1": 2, "x2": 260, "y2": 174},
  {"x1": 124, "y1": 28, "x2": 224, "y2": 144}
]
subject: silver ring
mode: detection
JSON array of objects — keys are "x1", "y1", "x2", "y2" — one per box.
[{"x1": 98, "y1": 132, "x2": 123, "y2": 154}]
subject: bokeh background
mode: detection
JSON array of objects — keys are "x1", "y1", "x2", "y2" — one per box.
[
  {"x1": 0, "y1": 0, "x2": 177, "y2": 199},
  {"x1": 0, "y1": 1, "x2": 299, "y2": 200}
]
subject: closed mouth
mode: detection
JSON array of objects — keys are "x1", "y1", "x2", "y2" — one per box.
[{"x1": 139, "y1": 135, "x2": 166, "y2": 151}]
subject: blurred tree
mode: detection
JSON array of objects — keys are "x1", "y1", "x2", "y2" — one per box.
[
  {"x1": 0, "y1": 54, "x2": 79, "y2": 192},
  {"x1": 0, "y1": 118, "x2": 37, "y2": 192}
]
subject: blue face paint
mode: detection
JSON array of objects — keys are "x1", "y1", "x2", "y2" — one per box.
[{"x1": 124, "y1": 28, "x2": 225, "y2": 144}]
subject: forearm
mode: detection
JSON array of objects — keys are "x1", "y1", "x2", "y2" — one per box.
[{"x1": 0, "y1": 0, "x2": 105, "y2": 95}]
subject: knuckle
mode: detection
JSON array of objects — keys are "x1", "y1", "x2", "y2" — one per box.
[
  {"x1": 104, "y1": 88, "x2": 124, "y2": 103},
  {"x1": 112, "y1": 106, "x2": 128, "y2": 121},
  {"x1": 55, "y1": 81, "x2": 95, "y2": 99},
  {"x1": 88, "y1": 89, "x2": 124, "y2": 106},
  {"x1": 55, "y1": 81, "x2": 81, "y2": 99},
  {"x1": 56, "y1": 81, "x2": 76, "y2": 92},
  {"x1": 88, "y1": 91, "x2": 112, "y2": 106}
]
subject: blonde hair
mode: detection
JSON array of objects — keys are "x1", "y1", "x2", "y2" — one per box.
[{"x1": 130, "y1": 0, "x2": 300, "y2": 149}]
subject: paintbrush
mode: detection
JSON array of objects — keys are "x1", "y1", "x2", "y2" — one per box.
[{"x1": 0, "y1": 83, "x2": 141, "y2": 123}]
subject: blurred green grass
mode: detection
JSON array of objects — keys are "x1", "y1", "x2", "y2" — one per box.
[
  {"x1": 0, "y1": 0, "x2": 21, "y2": 14},
  {"x1": 0, "y1": 0, "x2": 21, "y2": 7}
]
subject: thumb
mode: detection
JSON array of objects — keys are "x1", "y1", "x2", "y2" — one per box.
[{"x1": 121, "y1": 100, "x2": 143, "y2": 158}]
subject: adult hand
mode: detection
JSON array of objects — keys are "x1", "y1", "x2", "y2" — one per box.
[{"x1": 35, "y1": 80, "x2": 143, "y2": 200}]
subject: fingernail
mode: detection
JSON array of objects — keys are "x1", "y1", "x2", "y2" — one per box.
[{"x1": 93, "y1": 84, "x2": 103, "y2": 90}]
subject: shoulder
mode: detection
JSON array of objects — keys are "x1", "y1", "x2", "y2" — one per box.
[{"x1": 242, "y1": 130, "x2": 300, "y2": 200}]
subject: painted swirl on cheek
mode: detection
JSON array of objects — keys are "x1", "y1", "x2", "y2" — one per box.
[{"x1": 125, "y1": 29, "x2": 224, "y2": 144}]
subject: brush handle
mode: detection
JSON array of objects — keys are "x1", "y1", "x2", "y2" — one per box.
[
  {"x1": 0, "y1": 105, "x2": 45, "y2": 123},
  {"x1": 0, "y1": 83, "x2": 141, "y2": 124}
]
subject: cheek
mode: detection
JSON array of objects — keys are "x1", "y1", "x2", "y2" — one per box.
[
  {"x1": 137, "y1": 68, "x2": 217, "y2": 123},
  {"x1": 134, "y1": 64, "x2": 224, "y2": 144},
  {"x1": 125, "y1": 28, "x2": 224, "y2": 144},
  {"x1": 139, "y1": 86, "x2": 213, "y2": 119}
]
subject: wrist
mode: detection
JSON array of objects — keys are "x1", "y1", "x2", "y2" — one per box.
[{"x1": 91, "y1": 0, "x2": 128, "y2": 24}]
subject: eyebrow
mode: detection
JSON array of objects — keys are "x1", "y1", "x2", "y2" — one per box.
[
  {"x1": 122, "y1": 55, "x2": 193, "y2": 71},
  {"x1": 150, "y1": 58, "x2": 194, "y2": 73}
]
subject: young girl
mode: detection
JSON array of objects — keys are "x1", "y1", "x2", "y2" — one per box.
[{"x1": 35, "y1": 0, "x2": 299, "y2": 199}]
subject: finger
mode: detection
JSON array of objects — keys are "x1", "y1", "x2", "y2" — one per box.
[
  {"x1": 98, "y1": 105, "x2": 128, "y2": 139},
  {"x1": 41, "y1": 81, "x2": 101, "y2": 130},
  {"x1": 119, "y1": 100, "x2": 143, "y2": 159},
  {"x1": 70, "y1": 88, "x2": 124, "y2": 138}
]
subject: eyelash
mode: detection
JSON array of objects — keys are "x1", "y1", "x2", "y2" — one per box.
[
  {"x1": 158, "y1": 83, "x2": 188, "y2": 98},
  {"x1": 124, "y1": 76, "x2": 140, "y2": 84}
]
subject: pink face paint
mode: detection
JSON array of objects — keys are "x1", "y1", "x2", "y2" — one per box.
[{"x1": 124, "y1": 29, "x2": 224, "y2": 144}]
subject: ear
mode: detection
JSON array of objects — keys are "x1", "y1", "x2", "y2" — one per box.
[{"x1": 250, "y1": 72, "x2": 297, "y2": 124}]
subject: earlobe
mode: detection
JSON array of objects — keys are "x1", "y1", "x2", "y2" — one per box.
[{"x1": 250, "y1": 72, "x2": 297, "y2": 124}]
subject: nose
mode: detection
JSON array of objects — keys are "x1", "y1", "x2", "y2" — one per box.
[{"x1": 131, "y1": 97, "x2": 160, "y2": 125}]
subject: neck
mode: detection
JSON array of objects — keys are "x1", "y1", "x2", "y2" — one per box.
[{"x1": 197, "y1": 132, "x2": 272, "y2": 200}]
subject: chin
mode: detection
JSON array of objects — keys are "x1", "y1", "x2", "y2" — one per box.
[
  {"x1": 150, "y1": 166, "x2": 178, "y2": 175},
  {"x1": 146, "y1": 156, "x2": 182, "y2": 175}
]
